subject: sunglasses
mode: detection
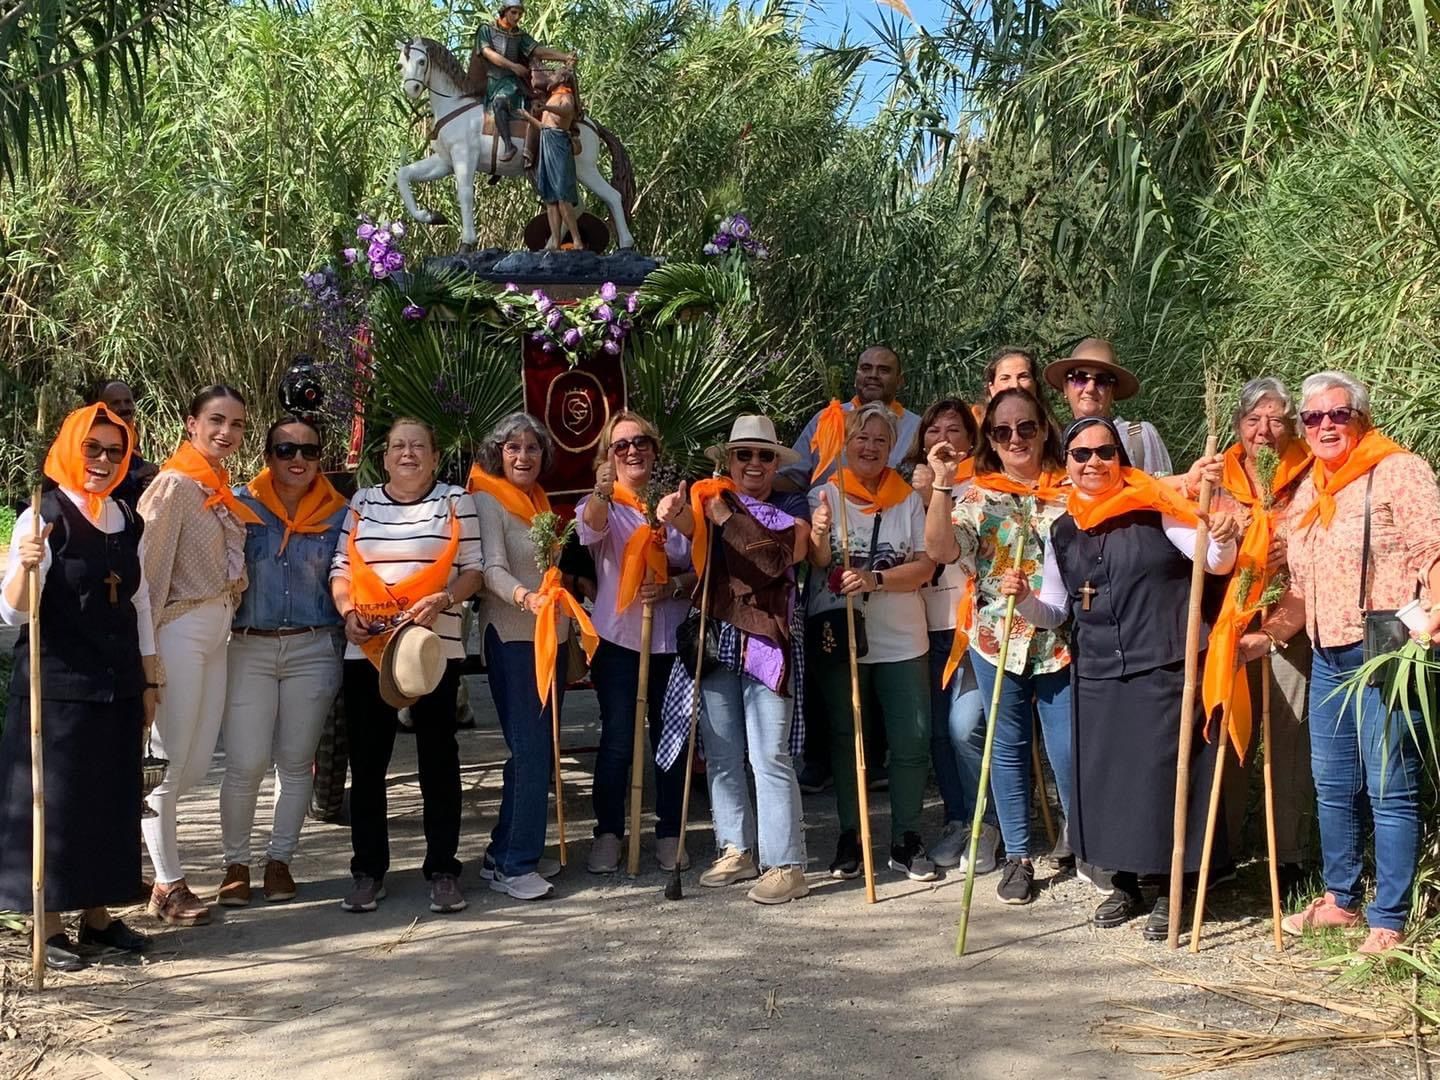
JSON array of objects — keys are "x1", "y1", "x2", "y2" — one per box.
[
  {"x1": 1299, "y1": 407, "x2": 1357, "y2": 429},
  {"x1": 271, "y1": 442, "x2": 323, "y2": 461},
  {"x1": 989, "y1": 420, "x2": 1040, "y2": 442},
  {"x1": 1067, "y1": 444, "x2": 1121, "y2": 463},
  {"x1": 81, "y1": 440, "x2": 126, "y2": 465},
  {"x1": 1066, "y1": 370, "x2": 1118, "y2": 389},
  {"x1": 732, "y1": 447, "x2": 777, "y2": 464},
  {"x1": 610, "y1": 435, "x2": 656, "y2": 456}
]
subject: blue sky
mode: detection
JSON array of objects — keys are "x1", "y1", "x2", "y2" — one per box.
[{"x1": 801, "y1": 0, "x2": 953, "y2": 115}]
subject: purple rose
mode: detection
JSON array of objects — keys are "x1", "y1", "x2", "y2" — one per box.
[
  {"x1": 626, "y1": 292, "x2": 639, "y2": 313},
  {"x1": 371, "y1": 263, "x2": 389, "y2": 279},
  {"x1": 367, "y1": 240, "x2": 388, "y2": 263},
  {"x1": 607, "y1": 322, "x2": 625, "y2": 340},
  {"x1": 384, "y1": 250, "x2": 405, "y2": 271},
  {"x1": 504, "y1": 282, "x2": 519, "y2": 293},
  {"x1": 530, "y1": 331, "x2": 547, "y2": 343},
  {"x1": 702, "y1": 243, "x2": 720, "y2": 256},
  {"x1": 546, "y1": 308, "x2": 564, "y2": 330},
  {"x1": 342, "y1": 247, "x2": 359, "y2": 265},
  {"x1": 602, "y1": 339, "x2": 621, "y2": 355},
  {"x1": 357, "y1": 223, "x2": 376, "y2": 241},
  {"x1": 594, "y1": 303, "x2": 613, "y2": 322},
  {"x1": 730, "y1": 216, "x2": 751, "y2": 239},
  {"x1": 402, "y1": 303, "x2": 425, "y2": 320},
  {"x1": 542, "y1": 341, "x2": 556, "y2": 353},
  {"x1": 599, "y1": 281, "x2": 618, "y2": 302},
  {"x1": 563, "y1": 327, "x2": 583, "y2": 348},
  {"x1": 714, "y1": 232, "x2": 733, "y2": 251}
]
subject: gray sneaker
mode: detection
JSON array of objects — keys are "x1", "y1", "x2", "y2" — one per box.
[
  {"x1": 481, "y1": 850, "x2": 562, "y2": 881},
  {"x1": 655, "y1": 836, "x2": 692, "y2": 872},
  {"x1": 929, "y1": 822, "x2": 969, "y2": 869},
  {"x1": 587, "y1": 833, "x2": 622, "y2": 874},
  {"x1": 959, "y1": 822, "x2": 1001, "y2": 876},
  {"x1": 490, "y1": 870, "x2": 554, "y2": 901},
  {"x1": 428, "y1": 873, "x2": 467, "y2": 913},
  {"x1": 340, "y1": 875, "x2": 386, "y2": 913}
]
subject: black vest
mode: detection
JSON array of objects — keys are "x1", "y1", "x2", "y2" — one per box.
[
  {"x1": 1051, "y1": 509, "x2": 1217, "y2": 679},
  {"x1": 12, "y1": 490, "x2": 145, "y2": 703}
]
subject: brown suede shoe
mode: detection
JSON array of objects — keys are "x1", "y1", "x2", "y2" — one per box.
[
  {"x1": 263, "y1": 860, "x2": 297, "y2": 903},
  {"x1": 148, "y1": 880, "x2": 212, "y2": 926},
  {"x1": 218, "y1": 863, "x2": 252, "y2": 907}
]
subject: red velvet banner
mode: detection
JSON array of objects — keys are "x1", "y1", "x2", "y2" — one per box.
[{"x1": 523, "y1": 337, "x2": 627, "y2": 506}]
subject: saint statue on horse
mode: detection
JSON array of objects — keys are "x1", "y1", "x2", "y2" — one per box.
[{"x1": 469, "y1": 2, "x2": 574, "y2": 168}]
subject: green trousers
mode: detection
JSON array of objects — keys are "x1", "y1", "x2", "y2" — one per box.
[{"x1": 814, "y1": 653, "x2": 931, "y2": 843}]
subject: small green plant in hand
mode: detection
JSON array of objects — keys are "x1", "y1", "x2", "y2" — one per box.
[{"x1": 529, "y1": 511, "x2": 576, "y2": 575}]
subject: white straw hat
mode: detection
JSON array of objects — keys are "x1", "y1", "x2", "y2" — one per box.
[
  {"x1": 379, "y1": 622, "x2": 446, "y2": 709},
  {"x1": 704, "y1": 414, "x2": 802, "y2": 467}
]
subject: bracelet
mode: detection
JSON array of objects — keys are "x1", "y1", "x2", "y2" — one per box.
[
  {"x1": 515, "y1": 589, "x2": 529, "y2": 611},
  {"x1": 932, "y1": 484, "x2": 953, "y2": 493},
  {"x1": 595, "y1": 489, "x2": 612, "y2": 504},
  {"x1": 873, "y1": 571, "x2": 885, "y2": 592},
  {"x1": 144, "y1": 681, "x2": 162, "y2": 690},
  {"x1": 1261, "y1": 630, "x2": 1280, "y2": 655}
]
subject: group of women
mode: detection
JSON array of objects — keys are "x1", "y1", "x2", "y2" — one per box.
[{"x1": 0, "y1": 355, "x2": 1435, "y2": 969}]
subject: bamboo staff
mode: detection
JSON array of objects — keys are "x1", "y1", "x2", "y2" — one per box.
[
  {"x1": 1031, "y1": 721, "x2": 1057, "y2": 849},
  {"x1": 552, "y1": 663, "x2": 566, "y2": 866},
  {"x1": 1261, "y1": 653, "x2": 1284, "y2": 950},
  {"x1": 1167, "y1": 432, "x2": 1220, "y2": 949},
  {"x1": 957, "y1": 526, "x2": 1029, "y2": 956},
  {"x1": 28, "y1": 398, "x2": 46, "y2": 991},
  {"x1": 626, "y1": 597, "x2": 655, "y2": 876},
  {"x1": 1189, "y1": 706, "x2": 1232, "y2": 951}
]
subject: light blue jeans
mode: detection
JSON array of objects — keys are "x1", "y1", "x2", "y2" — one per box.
[
  {"x1": 927, "y1": 630, "x2": 990, "y2": 827},
  {"x1": 699, "y1": 666, "x2": 806, "y2": 868}
]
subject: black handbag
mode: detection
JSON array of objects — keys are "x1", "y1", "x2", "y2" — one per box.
[
  {"x1": 676, "y1": 608, "x2": 723, "y2": 679},
  {"x1": 804, "y1": 510, "x2": 882, "y2": 662},
  {"x1": 1359, "y1": 470, "x2": 1415, "y2": 686}
]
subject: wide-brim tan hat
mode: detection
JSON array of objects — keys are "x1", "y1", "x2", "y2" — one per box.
[
  {"x1": 1043, "y1": 352, "x2": 1141, "y2": 401},
  {"x1": 379, "y1": 622, "x2": 446, "y2": 710},
  {"x1": 704, "y1": 414, "x2": 802, "y2": 467}
]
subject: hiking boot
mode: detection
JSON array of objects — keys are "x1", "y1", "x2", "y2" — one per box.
[
  {"x1": 148, "y1": 880, "x2": 211, "y2": 926},
  {"x1": 1143, "y1": 895, "x2": 1171, "y2": 942},
  {"x1": 587, "y1": 833, "x2": 622, "y2": 874},
  {"x1": 996, "y1": 858, "x2": 1034, "y2": 905},
  {"x1": 888, "y1": 832, "x2": 938, "y2": 882},
  {"x1": 217, "y1": 863, "x2": 251, "y2": 907},
  {"x1": 428, "y1": 873, "x2": 467, "y2": 913},
  {"x1": 490, "y1": 870, "x2": 554, "y2": 901},
  {"x1": 748, "y1": 866, "x2": 809, "y2": 905},
  {"x1": 830, "y1": 830, "x2": 862, "y2": 880},
  {"x1": 263, "y1": 860, "x2": 297, "y2": 903},
  {"x1": 481, "y1": 850, "x2": 561, "y2": 881},
  {"x1": 79, "y1": 918, "x2": 148, "y2": 953},
  {"x1": 1092, "y1": 888, "x2": 1142, "y2": 929},
  {"x1": 1357, "y1": 927, "x2": 1404, "y2": 955},
  {"x1": 960, "y1": 822, "x2": 1001, "y2": 876},
  {"x1": 797, "y1": 760, "x2": 832, "y2": 794},
  {"x1": 1281, "y1": 892, "x2": 1360, "y2": 936},
  {"x1": 44, "y1": 933, "x2": 87, "y2": 972},
  {"x1": 340, "y1": 875, "x2": 386, "y2": 913},
  {"x1": 929, "y1": 822, "x2": 968, "y2": 869},
  {"x1": 655, "y1": 837, "x2": 692, "y2": 872},
  {"x1": 699, "y1": 846, "x2": 758, "y2": 888}
]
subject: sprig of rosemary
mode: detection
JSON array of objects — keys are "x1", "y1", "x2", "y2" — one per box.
[{"x1": 529, "y1": 511, "x2": 577, "y2": 575}]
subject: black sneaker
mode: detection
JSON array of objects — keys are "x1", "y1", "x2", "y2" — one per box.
[
  {"x1": 1143, "y1": 895, "x2": 1171, "y2": 942},
  {"x1": 996, "y1": 858, "x2": 1035, "y2": 905},
  {"x1": 798, "y1": 760, "x2": 832, "y2": 795},
  {"x1": 1092, "y1": 889, "x2": 1142, "y2": 928},
  {"x1": 829, "y1": 830, "x2": 861, "y2": 880},
  {"x1": 887, "y1": 832, "x2": 937, "y2": 882}
]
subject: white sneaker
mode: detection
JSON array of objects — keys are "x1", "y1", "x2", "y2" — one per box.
[
  {"x1": 481, "y1": 851, "x2": 562, "y2": 881},
  {"x1": 929, "y1": 822, "x2": 969, "y2": 869},
  {"x1": 959, "y1": 822, "x2": 1000, "y2": 875},
  {"x1": 490, "y1": 871, "x2": 554, "y2": 901}
]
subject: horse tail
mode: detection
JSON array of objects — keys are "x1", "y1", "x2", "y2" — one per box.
[{"x1": 583, "y1": 117, "x2": 635, "y2": 223}]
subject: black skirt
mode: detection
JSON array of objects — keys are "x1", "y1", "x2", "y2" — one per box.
[
  {"x1": 1070, "y1": 659, "x2": 1226, "y2": 876},
  {"x1": 0, "y1": 689, "x2": 143, "y2": 911}
]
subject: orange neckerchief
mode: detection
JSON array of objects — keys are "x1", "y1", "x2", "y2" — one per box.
[
  {"x1": 849, "y1": 396, "x2": 905, "y2": 418},
  {"x1": 1068, "y1": 467, "x2": 1200, "y2": 531},
  {"x1": 973, "y1": 468, "x2": 1068, "y2": 503},
  {"x1": 687, "y1": 476, "x2": 740, "y2": 574},
  {"x1": 1295, "y1": 429, "x2": 1407, "y2": 531},
  {"x1": 611, "y1": 482, "x2": 670, "y2": 612},
  {"x1": 810, "y1": 400, "x2": 846, "y2": 483},
  {"x1": 160, "y1": 441, "x2": 263, "y2": 526},
  {"x1": 533, "y1": 566, "x2": 599, "y2": 706},
  {"x1": 346, "y1": 507, "x2": 460, "y2": 670},
  {"x1": 837, "y1": 467, "x2": 912, "y2": 514},
  {"x1": 44, "y1": 404, "x2": 133, "y2": 522},
  {"x1": 1201, "y1": 440, "x2": 1311, "y2": 761},
  {"x1": 246, "y1": 469, "x2": 347, "y2": 556},
  {"x1": 467, "y1": 465, "x2": 551, "y2": 525}
]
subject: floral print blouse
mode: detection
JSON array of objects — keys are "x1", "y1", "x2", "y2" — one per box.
[{"x1": 951, "y1": 483, "x2": 1071, "y2": 676}]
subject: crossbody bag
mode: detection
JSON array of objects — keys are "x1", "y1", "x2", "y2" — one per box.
[
  {"x1": 1359, "y1": 469, "x2": 1418, "y2": 686},
  {"x1": 806, "y1": 509, "x2": 884, "y2": 660}
]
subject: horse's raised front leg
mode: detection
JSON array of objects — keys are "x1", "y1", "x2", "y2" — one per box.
[
  {"x1": 575, "y1": 154, "x2": 634, "y2": 250},
  {"x1": 396, "y1": 150, "x2": 455, "y2": 228}
]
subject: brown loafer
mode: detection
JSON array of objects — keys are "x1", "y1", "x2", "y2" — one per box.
[
  {"x1": 148, "y1": 880, "x2": 212, "y2": 926},
  {"x1": 218, "y1": 863, "x2": 251, "y2": 907},
  {"x1": 263, "y1": 859, "x2": 297, "y2": 902}
]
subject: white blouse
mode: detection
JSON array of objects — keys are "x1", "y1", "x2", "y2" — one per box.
[{"x1": 0, "y1": 488, "x2": 156, "y2": 656}]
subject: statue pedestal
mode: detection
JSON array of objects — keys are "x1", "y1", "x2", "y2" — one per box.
[{"x1": 425, "y1": 249, "x2": 663, "y2": 298}]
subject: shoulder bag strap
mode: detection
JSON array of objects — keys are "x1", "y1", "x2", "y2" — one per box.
[
  {"x1": 1128, "y1": 421, "x2": 1146, "y2": 473},
  {"x1": 1359, "y1": 468, "x2": 1374, "y2": 611},
  {"x1": 861, "y1": 510, "x2": 883, "y2": 606}
]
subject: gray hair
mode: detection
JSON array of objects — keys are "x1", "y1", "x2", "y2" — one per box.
[
  {"x1": 477, "y1": 411, "x2": 555, "y2": 476},
  {"x1": 1299, "y1": 370, "x2": 1372, "y2": 422},
  {"x1": 844, "y1": 401, "x2": 899, "y2": 447},
  {"x1": 1231, "y1": 376, "x2": 1298, "y2": 435}
]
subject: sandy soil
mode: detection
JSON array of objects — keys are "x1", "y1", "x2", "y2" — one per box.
[{"x1": 0, "y1": 676, "x2": 1416, "y2": 1079}]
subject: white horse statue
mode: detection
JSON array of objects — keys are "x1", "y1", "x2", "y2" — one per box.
[{"x1": 396, "y1": 36, "x2": 636, "y2": 251}]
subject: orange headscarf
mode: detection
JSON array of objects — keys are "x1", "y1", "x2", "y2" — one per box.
[
  {"x1": 810, "y1": 400, "x2": 847, "y2": 483},
  {"x1": 533, "y1": 566, "x2": 599, "y2": 706},
  {"x1": 346, "y1": 508, "x2": 460, "y2": 670},
  {"x1": 43, "y1": 404, "x2": 133, "y2": 522},
  {"x1": 1294, "y1": 429, "x2": 1407, "y2": 531},
  {"x1": 1067, "y1": 467, "x2": 1200, "y2": 531},
  {"x1": 849, "y1": 396, "x2": 905, "y2": 418},
  {"x1": 973, "y1": 468, "x2": 1068, "y2": 503},
  {"x1": 160, "y1": 441, "x2": 263, "y2": 526},
  {"x1": 246, "y1": 469, "x2": 348, "y2": 555},
  {"x1": 687, "y1": 476, "x2": 740, "y2": 575},
  {"x1": 467, "y1": 464, "x2": 552, "y2": 524},
  {"x1": 837, "y1": 467, "x2": 913, "y2": 514},
  {"x1": 1201, "y1": 440, "x2": 1312, "y2": 759},
  {"x1": 611, "y1": 482, "x2": 670, "y2": 612}
]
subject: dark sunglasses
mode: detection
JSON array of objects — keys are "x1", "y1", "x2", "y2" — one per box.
[
  {"x1": 989, "y1": 420, "x2": 1040, "y2": 442},
  {"x1": 610, "y1": 435, "x2": 656, "y2": 456},
  {"x1": 1299, "y1": 407, "x2": 1357, "y2": 429},
  {"x1": 732, "y1": 447, "x2": 777, "y2": 464},
  {"x1": 271, "y1": 442, "x2": 323, "y2": 461},
  {"x1": 1067, "y1": 444, "x2": 1121, "y2": 463},
  {"x1": 81, "y1": 440, "x2": 126, "y2": 464},
  {"x1": 1066, "y1": 369, "x2": 1118, "y2": 389}
]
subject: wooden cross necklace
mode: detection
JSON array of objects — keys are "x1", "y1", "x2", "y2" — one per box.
[{"x1": 1078, "y1": 530, "x2": 1110, "y2": 612}]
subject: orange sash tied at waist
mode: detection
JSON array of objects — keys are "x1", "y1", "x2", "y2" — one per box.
[
  {"x1": 346, "y1": 507, "x2": 460, "y2": 669},
  {"x1": 161, "y1": 441, "x2": 264, "y2": 526},
  {"x1": 467, "y1": 465, "x2": 552, "y2": 524},
  {"x1": 247, "y1": 469, "x2": 347, "y2": 555},
  {"x1": 533, "y1": 566, "x2": 599, "y2": 705}
]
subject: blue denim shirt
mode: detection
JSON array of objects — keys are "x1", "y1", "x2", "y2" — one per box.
[{"x1": 232, "y1": 487, "x2": 346, "y2": 630}]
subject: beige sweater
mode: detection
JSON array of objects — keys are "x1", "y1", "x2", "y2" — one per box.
[
  {"x1": 137, "y1": 469, "x2": 247, "y2": 629},
  {"x1": 475, "y1": 491, "x2": 571, "y2": 646}
]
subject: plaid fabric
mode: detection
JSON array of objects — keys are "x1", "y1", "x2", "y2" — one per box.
[{"x1": 309, "y1": 684, "x2": 349, "y2": 819}]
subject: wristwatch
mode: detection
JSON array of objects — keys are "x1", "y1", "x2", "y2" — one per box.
[{"x1": 873, "y1": 571, "x2": 885, "y2": 592}]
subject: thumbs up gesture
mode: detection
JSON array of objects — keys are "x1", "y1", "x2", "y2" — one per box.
[
  {"x1": 656, "y1": 479, "x2": 687, "y2": 525},
  {"x1": 811, "y1": 489, "x2": 833, "y2": 537}
]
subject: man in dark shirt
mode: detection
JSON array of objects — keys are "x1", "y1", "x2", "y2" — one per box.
[{"x1": 90, "y1": 379, "x2": 159, "y2": 509}]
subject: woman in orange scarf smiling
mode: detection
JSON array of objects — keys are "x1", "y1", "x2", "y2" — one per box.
[
  {"x1": 1002, "y1": 416, "x2": 1238, "y2": 939},
  {"x1": 217, "y1": 416, "x2": 348, "y2": 909}
]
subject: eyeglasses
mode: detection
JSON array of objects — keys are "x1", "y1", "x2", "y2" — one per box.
[
  {"x1": 1299, "y1": 407, "x2": 1357, "y2": 429},
  {"x1": 1066, "y1": 370, "x2": 1118, "y2": 389},
  {"x1": 502, "y1": 441, "x2": 540, "y2": 457},
  {"x1": 610, "y1": 435, "x2": 656, "y2": 456},
  {"x1": 989, "y1": 420, "x2": 1040, "y2": 443},
  {"x1": 1067, "y1": 444, "x2": 1121, "y2": 463},
  {"x1": 271, "y1": 442, "x2": 323, "y2": 461},
  {"x1": 732, "y1": 448, "x2": 777, "y2": 464},
  {"x1": 80, "y1": 440, "x2": 126, "y2": 464}
]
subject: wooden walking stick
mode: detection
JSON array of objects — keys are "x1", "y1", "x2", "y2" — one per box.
[
  {"x1": 28, "y1": 399, "x2": 46, "y2": 991},
  {"x1": 1031, "y1": 718, "x2": 1057, "y2": 849},
  {"x1": 626, "y1": 596, "x2": 655, "y2": 876},
  {"x1": 1189, "y1": 705, "x2": 1232, "y2": 951},
  {"x1": 1167, "y1": 431, "x2": 1220, "y2": 949},
  {"x1": 957, "y1": 526, "x2": 1030, "y2": 956},
  {"x1": 552, "y1": 666, "x2": 567, "y2": 866},
  {"x1": 1261, "y1": 652, "x2": 1284, "y2": 950}
]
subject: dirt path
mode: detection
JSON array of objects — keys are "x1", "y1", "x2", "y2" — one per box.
[{"x1": 0, "y1": 677, "x2": 1415, "y2": 1079}]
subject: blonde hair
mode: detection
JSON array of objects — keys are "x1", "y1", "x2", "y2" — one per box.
[
  {"x1": 845, "y1": 401, "x2": 898, "y2": 449},
  {"x1": 594, "y1": 410, "x2": 661, "y2": 468},
  {"x1": 384, "y1": 416, "x2": 437, "y2": 453}
]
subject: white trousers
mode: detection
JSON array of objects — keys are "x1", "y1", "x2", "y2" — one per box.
[
  {"x1": 219, "y1": 629, "x2": 343, "y2": 866},
  {"x1": 143, "y1": 597, "x2": 233, "y2": 884}
]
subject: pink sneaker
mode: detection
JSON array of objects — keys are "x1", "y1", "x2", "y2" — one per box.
[
  {"x1": 1357, "y1": 927, "x2": 1404, "y2": 955},
  {"x1": 1280, "y1": 892, "x2": 1360, "y2": 936}
]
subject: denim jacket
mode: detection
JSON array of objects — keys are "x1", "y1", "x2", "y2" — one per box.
[{"x1": 231, "y1": 487, "x2": 345, "y2": 630}]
